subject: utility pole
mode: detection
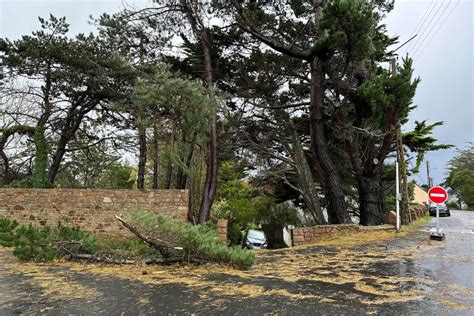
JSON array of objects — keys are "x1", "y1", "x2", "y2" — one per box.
[
  {"x1": 391, "y1": 58, "x2": 400, "y2": 232},
  {"x1": 426, "y1": 161, "x2": 431, "y2": 188},
  {"x1": 391, "y1": 58, "x2": 411, "y2": 225}
]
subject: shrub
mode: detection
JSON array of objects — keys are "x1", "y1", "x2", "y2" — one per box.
[
  {"x1": 130, "y1": 212, "x2": 255, "y2": 269},
  {"x1": 95, "y1": 236, "x2": 157, "y2": 259},
  {"x1": 446, "y1": 201, "x2": 459, "y2": 209},
  {"x1": 13, "y1": 225, "x2": 59, "y2": 261},
  {"x1": 0, "y1": 217, "x2": 97, "y2": 262},
  {"x1": 253, "y1": 197, "x2": 301, "y2": 226},
  {"x1": 0, "y1": 218, "x2": 19, "y2": 247},
  {"x1": 227, "y1": 222, "x2": 243, "y2": 246}
]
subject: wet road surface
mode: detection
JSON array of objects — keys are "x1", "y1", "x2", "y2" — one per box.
[{"x1": 1, "y1": 210, "x2": 473, "y2": 315}]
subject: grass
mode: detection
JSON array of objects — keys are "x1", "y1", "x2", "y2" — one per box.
[{"x1": 291, "y1": 215, "x2": 432, "y2": 249}]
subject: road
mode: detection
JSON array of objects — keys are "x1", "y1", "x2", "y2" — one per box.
[
  {"x1": 415, "y1": 210, "x2": 474, "y2": 313},
  {"x1": 0, "y1": 210, "x2": 473, "y2": 315}
]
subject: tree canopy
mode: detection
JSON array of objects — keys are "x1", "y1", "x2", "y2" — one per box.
[{"x1": 0, "y1": 1, "x2": 454, "y2": 227}]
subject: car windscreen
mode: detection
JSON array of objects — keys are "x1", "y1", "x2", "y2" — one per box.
[{"x1": 247, "y1": 230, "x2": 265, "y2": 240}]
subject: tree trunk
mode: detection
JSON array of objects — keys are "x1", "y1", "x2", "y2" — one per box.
[
  {"x1": 176, "y1": 134, "x2": 196, "y2": 189},
  {"x1": 115, "y1": 216, "x2": 175, "y2": 258},
  {"x1": 0, "y1": 150, "x2": 12, "y2": 184},
  {"x1": 47, "y1": 111, "x2": 84, "y2": 185},
  {"x1": 396, "y1": 126, "x2": 411, "y2": 223},
  {"x1": 284, "y1": 113, "x2": 326, "y2": 224},
  {"x1": 152, "y1": 123, "x2": 159, "y2": 190},
  {"x1": 358, "y1": 175, "x2": 385, "y2": 225},
  {"x1": 165, "y1": 119, "x2": 176, "y2": 190},
  {"x1": 33, "y1": 65, "x2": 52, "y2": 188},
  {"x1": 198, "y1": 113, "x2": 217, "y2": 224},
  {"x1": 309, "y1": 59, "x2": 351, "y2": 224},
  {"x1": 180, "y1": 1, "x2": 218, "y2": 224},
  {"x1": 197, "y1": 32, "x2": 218, "y2": 224},
  {"x1": 137, "y1": 121, "x2": 147, "y2": 190}
]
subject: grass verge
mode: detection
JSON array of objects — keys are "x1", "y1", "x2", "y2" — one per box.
[{"x1": 292, "y1": 215, "x2": 431, "y2": 249}]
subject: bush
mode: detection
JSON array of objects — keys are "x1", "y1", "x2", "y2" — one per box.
[
  {"x1": 253, "y1": 197, "x2": 301, "y2": 226},
  {"x1": 0, "y1": 218, "x2": 19, "y2": 247},
  {"x1": 446, "y1": 201, "x2": 459, "y2": 209},
  {"x1": 0, "y1": 217, "x2": 97, "y2": 262},
  {"x1": 13, "y1": 225, "x2": 59, "y2": 261},
  {"x1": 130, "y1": 212, "x2": 255, "y2": 269},
  {"x1": 95, "y1": 236, "x2": 157, "y2": 259},
  {"x1": 227, "y1": 222, "x2": 243, "y2": 246}
]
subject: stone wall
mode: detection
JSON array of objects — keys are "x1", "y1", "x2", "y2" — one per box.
[
  {"x1": 292, "y1": 224, "x2": 360, "y2": 246},
  {"x1": 217, "y1": 219, "x2": 228, "y2": 243},
  {"x1": 0, "y1": 189, "x2": 188, "y2": 235},
  {"x1": 386, "y1": 205, "x2": 428, "y2": 225},
  {"x1": 293, "y1": 205, "x2": 428, "y2": 247}
]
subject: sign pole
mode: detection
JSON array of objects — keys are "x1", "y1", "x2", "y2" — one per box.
[
  {"x1": 396, "y1": 161, "x2": 400, "y2": 232},
  {"x1": 428, "y1": 186, "x2": 447, "y2": 241},
  {"x1": 436, "y1": 203, "x2": 440, "y2": 234}
]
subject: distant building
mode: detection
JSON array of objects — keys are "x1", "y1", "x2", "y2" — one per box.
[{"x1": 412, "y1": 184, "x2": 429, "y2": 205}]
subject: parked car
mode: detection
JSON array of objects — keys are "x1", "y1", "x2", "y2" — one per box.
[
  {"x1": 429, "y1": 203, "x2": 451, "y2": 217},
  {"x1": 243, "y1": 229, "x2": 267, "y2": 249}
]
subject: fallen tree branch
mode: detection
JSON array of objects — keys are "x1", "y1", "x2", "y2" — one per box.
[
  {"x1": 144, "y1": 257, "x2": 207, "y2": 265},
  {"x1": 69, "y1": 253, "x2": 137, "y2": 264},
  {"x1": 115, "y1": 215, "x2": 177, "y2": 258},
  {"x1": 68, "y1": 254, "x2": 207, "y2": 266}
]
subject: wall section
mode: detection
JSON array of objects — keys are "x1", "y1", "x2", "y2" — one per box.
[{"x1": 0, "y1": 189, "x2": 189, "y2": 235}]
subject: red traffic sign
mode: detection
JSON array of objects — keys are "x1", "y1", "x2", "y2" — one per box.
[{"x1": 428, "y1": 186, "x2": 448, "y2": 204}]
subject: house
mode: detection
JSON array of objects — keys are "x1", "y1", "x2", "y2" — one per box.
[{"x1": 412, "y1": 184, "x2": 429, "y2": 205}]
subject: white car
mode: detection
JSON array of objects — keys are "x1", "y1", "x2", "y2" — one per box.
[{"x1": 243, "y1": 230, "x2": 267, "y2": 249}]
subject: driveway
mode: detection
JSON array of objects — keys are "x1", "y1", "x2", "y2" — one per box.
[{"x1": 1, "y1": 210, "x2": 473, "y2": 315}]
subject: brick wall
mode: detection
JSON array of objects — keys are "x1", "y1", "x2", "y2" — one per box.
[
  {"x1": 0, "y1": 189, "x2": 188, "y2": 235},
  {"x1": 292, "y1": 224, "x2": 360, "y2": 246}
]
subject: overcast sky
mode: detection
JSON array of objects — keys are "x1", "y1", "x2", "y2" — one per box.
[{"x1": 1, "y1": 0, "x2": 473, "y2": 186}]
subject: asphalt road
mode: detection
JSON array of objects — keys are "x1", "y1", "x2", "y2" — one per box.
[
  {"x1": 414, "y1": 210, "x2": 474, "y2": 314},
  {"x1": 0, "y1": 210, "x2": 473, "y2": 315}
]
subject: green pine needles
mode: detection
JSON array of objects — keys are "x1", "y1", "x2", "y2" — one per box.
[
  {"x1": 0, "y1": 218, "x2": 97, "y2": 262},
  {"x1": 130, "y1": 212, "x2": 255, "y2": 269}
]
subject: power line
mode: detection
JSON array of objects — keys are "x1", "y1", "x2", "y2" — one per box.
[
  {"x1": 402, "y1": 0, "x2": 436, "y2": 55},
  {"x1": 407, "y1": 0, "x2": 444, "y2": 53},
  {"x1": 402, "y1": 0, "x2": 439, "y2": 55},
  {"x1": 414, "y1": 0, "x2": 461, "y2": 61},
  {"x1": 390, "y1": 34, "x2": 417, "y2": 55},
  {"x1": 411, "y1": 0, "x2": 453, "y2": 58},
  {"x1": 408, "y1": 160, "x2": 427, "y2": 185}
]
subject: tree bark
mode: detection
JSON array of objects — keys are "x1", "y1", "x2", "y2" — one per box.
[
  {"x1": 198, "y1": 112, "x2": 217, "y2": 224},
  {"x1": 283, "y1": 112, "x2": 326, "y2": 224},
  {"x1": 0, "y1": 125, "x2": 35, "y2": 185},
  {"x1": 358, "y1": 175, "x2": 385, "y2": 225},
  {"x1": 396, "y1": 125, "x2": 411, "y2": 223},
  {"x1": 165, "y1": 119, "x2": 176, "y2": 190},
  {"x1": 47, "y1": 107, "x2": 88, "y2": 185},
  {"x1": 176, "y1": 132, "x2": 197, "y2": 189},
  {"x1": 152, "y1": 123, "x2": 159, "y2": 190},
  {"x1": 199, "y1": 29, "x2": 218, "y2": 224},
  {"x1": 115, "y1": 216, "x2": 175, "y2": 258},
  {"x1": 137, "y1": 121, "x2": 147, "y2": 190},
  {"x1": 309, "y1": 59, "x2": 351, "y2": 224},
  {"x1": 33, "y1": 64, "x2": 53, "y2": 188}
]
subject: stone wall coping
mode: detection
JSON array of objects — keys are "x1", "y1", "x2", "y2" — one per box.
[{"x1": 0, "y1": 188, "x2": 188, "y2": 193}]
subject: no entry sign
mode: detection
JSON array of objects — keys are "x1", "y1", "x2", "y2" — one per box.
[{"x1": 428, "y1": 186, "x2": 448, "y2": 204}]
